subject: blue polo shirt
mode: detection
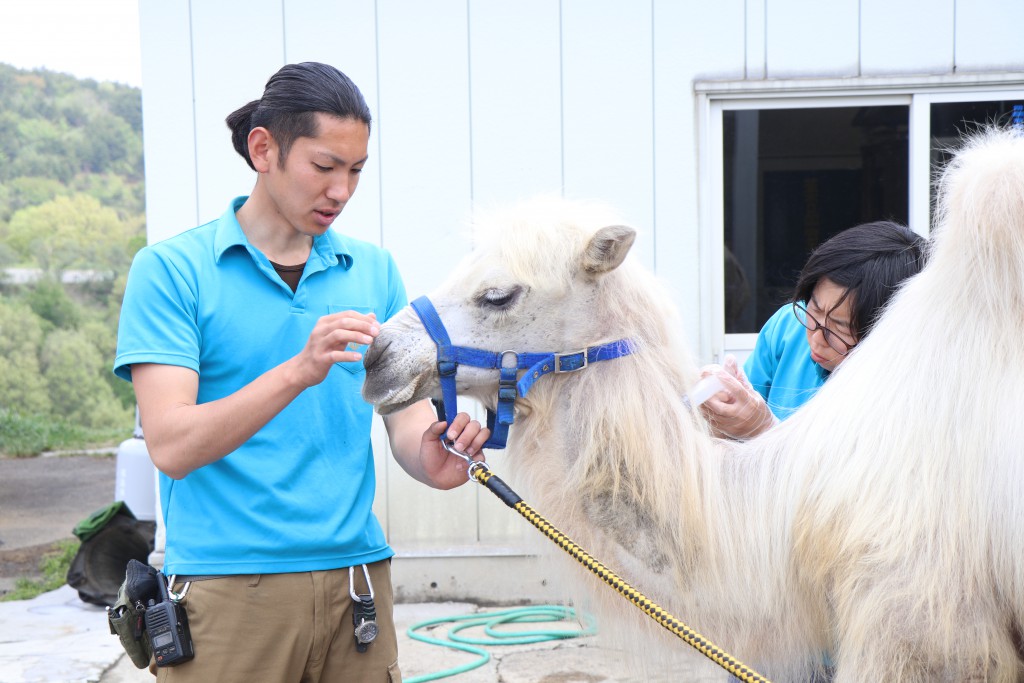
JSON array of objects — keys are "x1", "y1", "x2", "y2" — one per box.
[
  {"x1": 114, "y1": 197, "x2": 407, "y2": 575},
  {"x1": 743, "y1": 305, "x2": 829, "y2": 421}
]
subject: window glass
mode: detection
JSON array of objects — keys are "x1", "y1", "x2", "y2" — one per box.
[
  {"x1": 930, "y1": 100, "x2": 1024, "y2": 215},
  {"x1": 723, "y1": 106, "x2": 909, "y2": 334}
]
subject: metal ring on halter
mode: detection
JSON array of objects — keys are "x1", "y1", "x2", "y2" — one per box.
[
  {"x1": 499, "y1": 350, "x2": 519, "y2": 369},
  {"x1": 349, "y1": 564, "x2": 375, "y2": 601}
]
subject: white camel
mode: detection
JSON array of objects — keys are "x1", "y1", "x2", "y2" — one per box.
[{"x1": 363, "y1": 128, "x2": 1024, "y2": 682}]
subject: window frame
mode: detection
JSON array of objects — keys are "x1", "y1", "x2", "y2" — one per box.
[{"x1": 695, "y1": 74, "x2": 1024, "y2": 365}]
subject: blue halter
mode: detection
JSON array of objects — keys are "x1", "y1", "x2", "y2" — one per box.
[{"x1": 410, "y1": 295, "x2": 635, "y2": 450}]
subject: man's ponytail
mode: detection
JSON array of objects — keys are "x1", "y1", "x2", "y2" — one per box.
[{"x1": 225, "y1": 100, "x2": 261, "y2": 171}]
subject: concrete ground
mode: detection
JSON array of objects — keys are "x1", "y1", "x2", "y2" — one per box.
[{"x1": 0, "y1": 454, "x2": 727, "y2": 682}]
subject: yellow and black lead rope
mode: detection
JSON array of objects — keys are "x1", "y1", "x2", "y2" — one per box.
[{"x1": 468, "y1": 462, "x2": 772, "y2": 683}]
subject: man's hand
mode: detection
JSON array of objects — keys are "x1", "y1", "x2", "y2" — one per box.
[
  {"x1": 291, "y1": 310, "x2": 380, "y2": 387},
  {"x1": 698, "y1": 355, "x2": 777, "y2": 440},
  {"x1": 385, "y1": 402, "x2": 490, "y2": 490},
  {"x1": 418, "y1": 412, "x2": 490, "y2": 489}
]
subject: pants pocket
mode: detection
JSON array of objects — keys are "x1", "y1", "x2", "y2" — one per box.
[{"x1": 388, "y1": 660, "x2": 403, "y2": 682}]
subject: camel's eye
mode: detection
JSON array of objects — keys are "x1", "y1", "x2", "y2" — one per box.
[{"x1": 478, "y1": 286, "x2": 522, "y2": 310}]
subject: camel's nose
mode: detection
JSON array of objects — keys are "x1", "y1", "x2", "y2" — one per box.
[{"x1": 362, "y1": 334, "x2": 390, "y2": 372}]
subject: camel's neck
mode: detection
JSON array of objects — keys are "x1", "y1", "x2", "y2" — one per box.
[{"x1": 507, "y1": 343, "x2": 723, "y2": 581}]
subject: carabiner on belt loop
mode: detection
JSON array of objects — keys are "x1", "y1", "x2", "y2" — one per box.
[
  {"x1": 349, "y1": 564, "x2": 374, "y2": 602},
  {"x1": 167, "y1": 574, "x2": 191, "y2": 602}
]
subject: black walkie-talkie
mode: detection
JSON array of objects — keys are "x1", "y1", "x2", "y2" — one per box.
[{"x1": 145, "y1": 574, "x2": 195, "y2": 667}]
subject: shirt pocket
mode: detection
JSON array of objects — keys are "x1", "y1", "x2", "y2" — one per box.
[{"x1": 327, "y1": 304, "x2": 375, "y2": 375}]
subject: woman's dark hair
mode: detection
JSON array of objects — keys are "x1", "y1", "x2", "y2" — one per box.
[
  {"x1": 225, "y1": 62, "x2": 372, "y2": 171},
  {"x1": 792, "y1": 220, "x2": 927, "y2": 339}
]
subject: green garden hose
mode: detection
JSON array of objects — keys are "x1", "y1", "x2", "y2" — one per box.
[{"x1": 404, "y1": 604, "x2": 597, "y2": 683}]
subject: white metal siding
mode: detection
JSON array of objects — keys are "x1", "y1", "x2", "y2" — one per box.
[
  {"x1": 956, "y1": 0, "x2": 1024, "y2": 72},
  {"x1": 653, "y1": 0, "x2": 745, "y2": 342},
  {"x1": 560, "y1": 1, "x2": 656, "y2": 268},
  {"x1": 468, "y1": 0, "x2": 563, "y2": 210},
  {"x1": 766, "y1": 0, "x2": 860, "y2": 78},
  {"x1": 190, "y1": 1, "x2": 284, "y2": 223},
  {"x1": 861, "y1": 0, "x2": 955, "y2": 76},
  {"x1": 139, "y1": 0, "x2": 197, "y2": 243}
]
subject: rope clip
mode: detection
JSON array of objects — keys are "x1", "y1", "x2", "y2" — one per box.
[{"x1": 441, "y1": 438, "x2": 490, "y2": 480}]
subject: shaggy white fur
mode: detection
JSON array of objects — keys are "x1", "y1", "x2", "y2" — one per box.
[{"x1": 363, "y1": 128, "x2": 1024, "y2": 682}]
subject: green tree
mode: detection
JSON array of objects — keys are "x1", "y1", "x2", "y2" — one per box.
[
  {"x1": 39, "y1": 329, "x2": 130, "y2": 429},
  {"x1": 0, "y1": 241, "x2": 16, "y2": 269},
  {"x1": 10, "y1": 117, "x2": 75, "y2": 182},
  {"x1": 6, "y1": 193, "x2": 137, "y2": 278},
  {"x1": 71, "y1": 172, "x2": 145, "y2": 217},
  {"x1": 0, "y1": 299, "x2": 50, "y2": 415},
  {"x1": 24, "y1": 278, "x2": 80, "y2": 329},
  {"x1": 1, "y1": 176, "x2": 67, "y2": 221}
]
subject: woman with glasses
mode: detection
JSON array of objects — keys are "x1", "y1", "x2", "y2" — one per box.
[{"x1": 701, "y1": 220, "x2": 927, "y2": 441}]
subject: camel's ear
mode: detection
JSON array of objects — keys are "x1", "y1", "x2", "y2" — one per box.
[{"x1": 582, "y1": 224, "x2": 636, "y2": 274}]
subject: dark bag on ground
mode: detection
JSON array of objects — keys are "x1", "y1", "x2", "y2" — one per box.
[{"x1": 66, "y1": 501, "x2": 155, "y2": 607}]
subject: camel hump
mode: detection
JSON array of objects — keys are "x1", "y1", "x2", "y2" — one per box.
[{"x1": 933, "y1": 127, "x2": 1024, "y2": 270}]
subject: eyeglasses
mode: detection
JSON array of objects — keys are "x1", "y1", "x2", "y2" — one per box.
[{"x1": 791, "y1": 302, "x2": 857, "y2": 356}]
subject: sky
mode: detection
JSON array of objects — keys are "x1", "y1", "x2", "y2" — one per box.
[{"x1": 0, "y1": 0, "x2": 142, "y2": 88}]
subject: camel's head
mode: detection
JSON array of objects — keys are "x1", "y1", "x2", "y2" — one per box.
[{"x1": 362, "y1": 197, "x2": 637, "y2": 415}]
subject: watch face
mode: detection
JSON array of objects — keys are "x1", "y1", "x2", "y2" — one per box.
[{"x1": 356, "y1": 621, "x2": 378, "y2": 643}]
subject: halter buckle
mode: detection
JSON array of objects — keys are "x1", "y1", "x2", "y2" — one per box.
[
  {"x1": 498, "y1": 350, "x2": 519, "y2": 401},
  {"x1": 554, "y1": 350, "x2": 588, "y2": 373}
]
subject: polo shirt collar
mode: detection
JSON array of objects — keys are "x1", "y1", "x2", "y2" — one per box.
[
  {"x1": 214, "y1": 196, "x2": 354, "y2": 269},
  {"x1": 318, "y1": 224, "x2": 354, "y2": 270},
  {"x1": 213, "y1": 197, "x2": 251, "y2": 263}
]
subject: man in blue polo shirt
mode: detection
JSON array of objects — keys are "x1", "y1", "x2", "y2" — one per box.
[{"x1": 114, "y1": 62, "x2": 489, "y2": 682}]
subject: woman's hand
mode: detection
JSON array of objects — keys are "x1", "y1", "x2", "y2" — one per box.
[{"x1": 698, "y1": 355, "x2": 777, "y2": 440}]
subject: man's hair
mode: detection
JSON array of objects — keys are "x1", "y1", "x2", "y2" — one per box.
[
  {"x1": 792, "y1": 220, "x2": 928, "y2": 339},
  {"x1": 225, "y1": 62, "x2": 372, "y2": 171}
]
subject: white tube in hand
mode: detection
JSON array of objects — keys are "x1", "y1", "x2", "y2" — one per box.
[{"x1": 688, "y1": 375, "x2": 725, "y2": 408}]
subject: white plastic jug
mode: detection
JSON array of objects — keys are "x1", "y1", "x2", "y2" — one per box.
[{"x1": 114, "y1": 413, "x2": 157, "y2": 521}]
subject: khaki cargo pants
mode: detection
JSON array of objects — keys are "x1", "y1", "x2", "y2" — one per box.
[{"x1": 155, "y1": 559, "x2": 400, "y2": 683}]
